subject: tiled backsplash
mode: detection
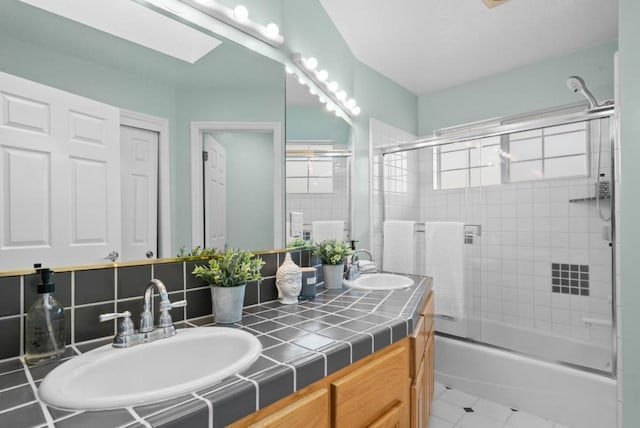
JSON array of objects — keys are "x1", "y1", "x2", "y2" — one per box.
[{"x1": 0, "y1": 249, "x2": 315, "y2": 360}]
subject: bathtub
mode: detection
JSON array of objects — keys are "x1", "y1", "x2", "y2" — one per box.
[{"x1": 435, "y1": 334, "x2": 617, "y2": 428}]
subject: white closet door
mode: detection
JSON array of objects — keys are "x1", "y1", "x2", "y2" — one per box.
[
  {"x1": 0, "y1": 71, "x2": 120, "y2": 269},
  {"x1": 203, "y1": 134, "x2": 227, "y2": 251},
  {"x1": 120, "y1": 125, "x2": 158, "y2": 261}
]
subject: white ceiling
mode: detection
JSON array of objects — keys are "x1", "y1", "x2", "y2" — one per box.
[{"x1": 319, "y1": 0, "x2": 618, "y2": 95}]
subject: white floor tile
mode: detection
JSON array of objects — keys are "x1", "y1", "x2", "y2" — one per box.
[
  {"x1": 438, "y1": 388, "x2": 479, "y2": 408},
  {"x1": 472, "y1": 398, "x2": 513, "y2": 425},
  {"x1": 434, "y1": 382, "x2": 447, "y2": 399},
  {"x1": 505, "y1": 410, "x2": 554, "y2": 428},
  {"x1": 431, "y1": 398, "x2": 465, "y2": 425},
  {"x1": 456, "y1": 412, "x2": 506, "y2": 428},
  {"x1": 428, "y1": 415, "x2": 454, "y2": 428}
]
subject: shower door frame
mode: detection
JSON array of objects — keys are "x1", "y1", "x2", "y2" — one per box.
[{"x1": 379, "y1": 104, "x2": 617, "y2": 377}]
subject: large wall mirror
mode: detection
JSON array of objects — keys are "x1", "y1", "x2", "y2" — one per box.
[
  {"x1": 0, "y1": 0, "x2": 285, "y2": 271},
  {"x1": 284, "y1": 72, "x2": 353, "y2": 245}
]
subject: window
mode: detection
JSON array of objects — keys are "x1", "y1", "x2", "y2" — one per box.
[
  {"x1": 435, "y1": 137, "x2": 501, "y2": 189},
  {"x1": 433, "y1": 121, "x2": 588, "y2": 190},
  {"x1": 508, "y1": 122, "x2": 587, "y2": 182},
  {"x1": 286, "y1": 143, "x2": 333, "y2": 193},
  {"x1": 384, "y1": 151, "x2": 408, "y2": 193}
]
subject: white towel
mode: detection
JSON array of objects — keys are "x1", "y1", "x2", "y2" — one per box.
[
  {"x1": 424, "y1": 222, "x2": 465, "y2": 320},
  {"x1": 383, "y1": 220, "x2": 416, "y2": 274},
  {"x1": 312, "y1": 221, "x2": 344, "y2": 243}
]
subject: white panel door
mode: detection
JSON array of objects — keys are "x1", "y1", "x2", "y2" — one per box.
[
  {"x1": 0, "y1": 71, "x2": 120, "y2": 269},
  {"x1": 120, "y1": 125, "x2": 158, "y2": 261},
  {"x1": 203, "y1": 134, "x2": 226, "y2": 251}
]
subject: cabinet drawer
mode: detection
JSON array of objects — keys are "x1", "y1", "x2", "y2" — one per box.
[
  {"x1": 421, "y1": 291, "x2": 434, "y2": 333},
  {"x1": 368, "y1": 402, "x2": 403, "y2": 428},
  {"x1": 410, "y1": 315, "x2": 426, "y2": 378},
  {"x1": 332, "y1": 345, "x2": 409, "y2": 428},
  {"x1": 247, "y1": 388, "x2": 329, "y2": 428}
]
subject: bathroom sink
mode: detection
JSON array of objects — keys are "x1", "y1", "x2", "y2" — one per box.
[
  {"x1": 38, "y1": 327, "x2": 261, "y2": 410},
  {"x1": 343, "y1": 273, "x2": 414, "y2": 291}
]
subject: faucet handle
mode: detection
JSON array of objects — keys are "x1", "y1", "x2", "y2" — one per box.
[
  {"x1": 159, "y1": 299, "x2": 187, "y2": 312},
  {"x1": 99, "y1": 311, "x2": 134, "y2": 336},
  {"x1": 99, "y1": 310, "x2": 131, "y2": 322}
]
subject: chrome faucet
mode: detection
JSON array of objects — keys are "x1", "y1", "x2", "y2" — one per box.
[
  {"x1": 99, "y1": 279, "x2": 187, "y2": 348},
  {"x1": 347, "y1": 249, "x2": 376, "y2": 280}
]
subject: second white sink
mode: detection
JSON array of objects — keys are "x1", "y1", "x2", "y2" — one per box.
[
  {"x1": 38, "y1": 327, "x2": 261, "y2": 410},
  {"x1": 343, "y1": 273, "x2": 414, "y2": 291}
]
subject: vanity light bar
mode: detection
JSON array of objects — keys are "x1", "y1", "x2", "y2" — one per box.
[
  {"x1": 176, "y1": 0, "x2": 284, "y2": 47},
  {"x1": 291, "y1": 53, "x2": 361, "y2": 117}
]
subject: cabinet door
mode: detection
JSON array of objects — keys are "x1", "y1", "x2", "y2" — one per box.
[
  {"x1": 332, "y1": 345, "x2": 409, "y2": 428},
  {"x1": 410, "y1": 358, "x2": 428, "y2": 428},
  {"x1": 247, "y1": 388, "x2": 329, "y2": 428},
  {"x1": 411, "y1": 315, "x2": 426, "y2": 378},
  {"x1": 368, "y1": 403, "x2": 403, "y2": 428},
  {"x1": 426, "y1": 335, "x2": 435, "y2": 406}
]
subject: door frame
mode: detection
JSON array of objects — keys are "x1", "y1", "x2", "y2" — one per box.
[
  {"x1": 120, "y1": 109, "x2": 171, "y2": 259},
  {"x1": 190, "y1": 121, "x2": 283, "y2": 249}
]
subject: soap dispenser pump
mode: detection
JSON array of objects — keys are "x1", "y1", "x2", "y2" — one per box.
[{"x1": 25, "y1": 266, "x2": 66, "y2": 366}]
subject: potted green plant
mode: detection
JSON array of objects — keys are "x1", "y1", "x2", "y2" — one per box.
[
  {"x1": 313, "y1": 239, "x2": 353, "y2": 289},
  {"x1": 192, "y1": 248, "x2": 264, "y2": 323}
]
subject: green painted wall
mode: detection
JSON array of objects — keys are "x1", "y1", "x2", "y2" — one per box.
[
  {"x1": 286, "y1": 105, "x2": 351, "y2": 145},
  {"x1": 210, "y1": 132, "x2": 275, "y2": 251},
  {"x1": 419, "y1": 41, "x2": 617, "y2": 136},
  {"x1": 620, "y1": 0, "x2": 640, "y2": 425}
]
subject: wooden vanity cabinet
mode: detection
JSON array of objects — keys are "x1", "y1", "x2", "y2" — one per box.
[
  {"x1": 246, "y1": 388, "x2": 330, "y2": 428},
  {"x1": 332, "y1": 345, "x2": 410, "y2": 427},
  {"x1": 231, "y1": 290, "x2": 435, "y2": 428},
  {"x1": 410, "y1": 291, "x2": 435, "y2": 428}
]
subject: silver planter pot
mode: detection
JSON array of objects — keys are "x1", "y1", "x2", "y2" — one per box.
[
  {"x1": 210, "y1": 284, "x2": 246, "y2": 323},
  {"x1": 322, "y1": 263, "x2": 344, "y2": 289}
]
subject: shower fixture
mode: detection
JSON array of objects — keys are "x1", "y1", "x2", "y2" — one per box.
[{"x1": 566, "y1": 76, "x2": 600, "y2": 110}]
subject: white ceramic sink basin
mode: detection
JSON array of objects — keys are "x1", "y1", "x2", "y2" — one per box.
[
  {"x1": 39, "y1": 327, "x2": 261, "y2": 410},
  {"x1": 343, "y1": 273, "x2": 414, "y2": 291}
]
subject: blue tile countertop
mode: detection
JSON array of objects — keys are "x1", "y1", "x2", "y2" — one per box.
[{"x1": 0, "y1": 276, "x2": 432, "y2": 428}]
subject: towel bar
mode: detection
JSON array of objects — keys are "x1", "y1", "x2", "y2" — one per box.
[{"x1": 413, "y1": 223, "x2": 482, "y2": 237}]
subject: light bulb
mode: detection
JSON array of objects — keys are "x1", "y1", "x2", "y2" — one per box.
[
  {"x1": 346, "y1": 98, "x2": 356, "y2": 109},
  {"x1": 318, "y1": 96, "x2": 327, "y2": 104},
  {"x1": 233, "y1": 5, "x2": 249, "y2": 22},
  {"x1": 316, "y1": 69, "x2": 328, "y2": 82},
  {"x1": 297, "y1": 75, "x2": 305, "y2": 85},
  {"x1": 352, "y1": 106, "x2": 361, "y2": 116},
  {"x1": 334, "y1": 110, "x2": 341, "y2": 117},
  {"x1": 309, "y1": 87, "x2": 317, "y2": 95},
  {"x1": 304, "y1": 57, "x2": 318, "y2": 71},
  {"x1": 326, "y1": 104, "x2": 335, "y2": 112},
  {"x1": 336, "y1": 90, "x2": 347, "y2": 101},
  {"x1": 327, "y1": 81, "x2": 339, "y2": 92},
  {"x1": 285, "y1": 66, "x2": 293, "y2": 74},
  {"x1": 265, "y1": 23, "x2": 279, "y2": 39}
]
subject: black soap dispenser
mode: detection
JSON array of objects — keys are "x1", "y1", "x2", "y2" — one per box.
[{"x1": 25, "y1": 266, "x2": 65, "y2": 366}]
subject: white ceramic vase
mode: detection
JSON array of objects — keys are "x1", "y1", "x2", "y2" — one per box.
[
  {"x1": 210, "y1": 284, "x2": 245, "y2": 323},
  {"x1": 322, "y1": 263, "x2": 344, "y2": 289}
]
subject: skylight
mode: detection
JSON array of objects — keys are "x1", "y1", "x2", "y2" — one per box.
[{"x1": 19, "y1": 0, "x2": 222, "y2": 63}]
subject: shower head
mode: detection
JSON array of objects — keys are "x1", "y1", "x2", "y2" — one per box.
[{"x1": 567, "y1": 75, "x2": 599, "y2": 109}]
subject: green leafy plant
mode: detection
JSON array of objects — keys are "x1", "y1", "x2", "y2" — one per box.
[
  {"x1": 287, "y1": 237, "x2": 309, "y2": 248},
  {"x1": 313, "y1": 239, "x2": 353, "y2": 265},
  {"x1": 177, "y1": 245, "x2": 216, "y2": 258},
  {"x1": 192, "y1": 248, "x2": 265, "y2": 287}
]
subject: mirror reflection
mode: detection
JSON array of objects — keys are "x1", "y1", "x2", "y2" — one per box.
[
  {"x1": 284, "y1": 72, "x2": 353, "y2": 245},
  {"x1": 0, "y1": 0, "x2": 284, "y2": 271}
]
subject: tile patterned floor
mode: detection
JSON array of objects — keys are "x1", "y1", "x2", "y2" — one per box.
[{"x1": 429, "y1": 383, "x2": 570, "y2": 428}]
